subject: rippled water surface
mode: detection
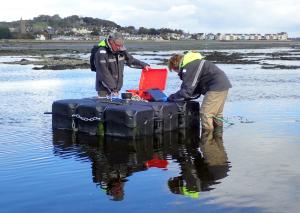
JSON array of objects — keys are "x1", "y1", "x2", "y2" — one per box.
[{"x1": 1, "y1": 48, "x2": 300, "y2": 213}]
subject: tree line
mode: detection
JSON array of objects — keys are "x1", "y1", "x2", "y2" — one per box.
[{"x1": 0, "y1": 14, "x2": 184, "y2": 39}]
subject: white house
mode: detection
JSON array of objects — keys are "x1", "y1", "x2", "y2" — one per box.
[
  {"x1": 35, "y1": 34, "x2": 46, "y2": 40},
  {"x1": 71, "y1": 28, "x2": 92, "y2": 35},
  {"x1": 277, "y1": 32, "x2": 288, "y2": 40}
]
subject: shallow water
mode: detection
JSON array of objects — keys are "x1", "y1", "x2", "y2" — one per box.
[{"x1": 1, "y1": 49, "x2": 300, "y2": 213}]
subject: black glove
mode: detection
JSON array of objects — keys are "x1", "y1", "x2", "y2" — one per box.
[
  {"x1": 167, "y1": 94, "x2": 177, "y2": 102},
  {"x1": 168, "y1": 93, "x2": 186, "y2": 102}
]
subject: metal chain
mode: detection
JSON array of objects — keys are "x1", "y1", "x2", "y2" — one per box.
[
  {"x1": 72, "y1": 114, "x2": 102, "y2": 122},
  {"x1": 71, "y1": 119, "x2": 78, "y2": 132},
  {"x1": 131, "y1": 94, "x2": 148, "y2": 102}
]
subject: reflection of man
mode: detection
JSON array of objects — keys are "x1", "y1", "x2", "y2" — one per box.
[
  {"x1": 168, "y1": 129, "x2": 230, "y2": 198},
  {"x1": 168, "y1": 176, "x2": 200, "y2": 199},
  {"x1": 106, "y1": 176, "x2": 125, "y2": 201},
  {"x1": 200, "y1": 129, "x2": 229, "y2": 168},
  {"x1": 52, "y1": 131, "x2": 154, "y2": 201},
  {"x1": 91, "y1": 150, "x2": 136, "y2": 202},
  {"x1": 91, "y1": 138, "x2": 154, "y2": 201}
]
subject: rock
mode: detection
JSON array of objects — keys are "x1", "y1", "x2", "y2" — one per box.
[
  {"x1": 33, "y1": 63, "x2": 90, "y2": 70},
  {"x1": 261, "y1": 64, "x2": 300, "y2": 69},
  {"x1": 20, "y1": 59, "x2": 30, "y2": 65},
  {"x1": 279, "y1": 56, "x2": 300, "y2": 60},
  {"x1": 204, "y1": 51, "x2": 257, "y2": 64}
]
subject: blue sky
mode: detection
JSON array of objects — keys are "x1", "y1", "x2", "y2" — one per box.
[{"x1": 1, "y1": 0, "x2": 300, "y2": 37}]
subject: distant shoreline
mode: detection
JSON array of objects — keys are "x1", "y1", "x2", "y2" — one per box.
[
  {"x1": 1, "y1": 39, "x2": 300, "y2": 70},
  {"x1": 0, "y1": 40, "x2": 299, "y2": 56}
]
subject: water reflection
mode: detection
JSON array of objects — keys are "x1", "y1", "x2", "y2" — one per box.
[
  {"x1": 52, "y1": 129, "x2": 230, "y2": 201},
  {"x1": 168, "y1": 128, "x2": 230, "y2": 199}
]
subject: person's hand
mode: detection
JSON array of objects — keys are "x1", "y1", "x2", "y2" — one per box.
[
  {"x1": 111, "y1": 91, "x2": 119, "y2": 97},
  {"x1": 144, "y1": 65, "x2": 151, "y2": 71},
  {"x1": 167, "y1": 94, "x2": 176, "y2": 102},
  {"x1": 167, "y1": 94, "x2": 185, "y2": 102}
]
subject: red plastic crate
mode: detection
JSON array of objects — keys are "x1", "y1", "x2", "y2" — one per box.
[{"x1": 127, "y1": 67, "x2": 168, "y2": 100}]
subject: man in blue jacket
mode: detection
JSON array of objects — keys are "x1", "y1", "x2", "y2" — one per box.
[
  {"x1": 94, "y1": 32, "x2": 149, "y2": 97},
  {"x1": 167, "y1": 51, "x2": 232, "y2": 130}
]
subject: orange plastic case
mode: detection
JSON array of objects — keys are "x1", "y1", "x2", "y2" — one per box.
[{"x1": 127, "y1": 68, "x2": 168, "y2": 100}]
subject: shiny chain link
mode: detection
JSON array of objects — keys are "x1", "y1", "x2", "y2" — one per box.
[
  {"x1": 71, "y1": 114, "x2": 102, "y2": 122},
  {"x1": 71, "y1": 119, "x2": 78, "y2": 132}
]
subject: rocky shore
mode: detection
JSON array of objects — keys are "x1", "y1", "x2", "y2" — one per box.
[
  {"x1": 4, "y1": 56, "x2": 90, "y2": 70},
  {"x1": 1, "y1": 40, "x2": 300, "y2": 70}
]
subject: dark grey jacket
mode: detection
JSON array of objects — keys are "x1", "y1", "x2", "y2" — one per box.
[
  {"x1": 95, "y1": 46, "x2": 148, "y2": 92},
  {"x1": 169, "y1": 60, "x2": 232, "y2": 101}
]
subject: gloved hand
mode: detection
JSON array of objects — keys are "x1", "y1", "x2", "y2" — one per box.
[
  {"x1": 167, "y1": 94, "x2": 176, "y2": 102},
  {"x1": 167, "y1": 94, "x2": 185, "y2": 102}
]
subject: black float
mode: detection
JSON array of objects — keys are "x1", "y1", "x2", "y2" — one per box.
[
  {"x1": 52, "y1": 68, "x2": 200, "y2": 138},
  {"x1": 52, "y1": 98, "x2": 200, "y2": 138}
]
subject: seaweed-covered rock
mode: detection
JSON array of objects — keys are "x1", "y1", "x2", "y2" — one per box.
[
  {"x1": 33, "y1": 63, "x2": 90, "y2": 70},
  {"x1": 204, "y1": 51, "x2": 257, "y2": 64},
  {"x1": 261, "y1": 64, "x2": 300, "y2": 69}
]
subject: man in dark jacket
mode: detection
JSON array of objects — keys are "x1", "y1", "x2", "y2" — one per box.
[
  {"x1": 168, "y1": 51, "x2": 232, "y2": 130},
  {"x1": 94, "y1": 32, "x2": 149, "y2": 97}
]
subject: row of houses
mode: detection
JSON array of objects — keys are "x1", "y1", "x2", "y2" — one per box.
[
  {"x1": 33, "y1": 25, "x2": 289, "y2": 41},
  {"x1": 37, "y1": 28, "x2": 289, "y2": 41},
  {"x1": 69, "y1": 29, "x2": 289, "y2": 41},
  {"x1": 190, "y1": 32, "x2": 289, "y2": 41}
]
